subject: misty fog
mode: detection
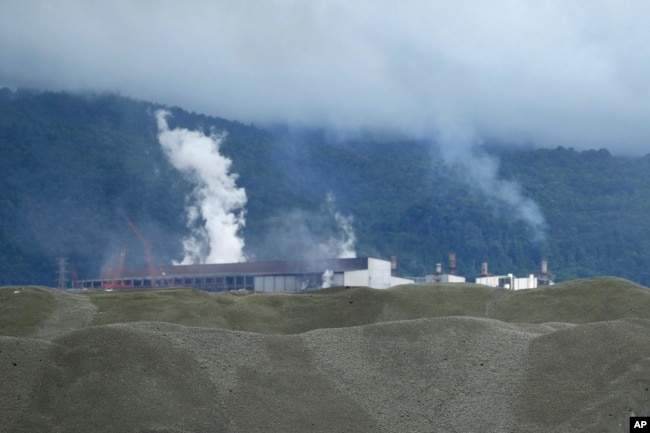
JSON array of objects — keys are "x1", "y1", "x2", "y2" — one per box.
[{"x1": 1, "y1": 1, "x2": 649, "y2": 154}]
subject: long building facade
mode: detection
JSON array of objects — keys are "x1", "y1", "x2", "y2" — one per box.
[{"x1": 80, "y1": 257, "x2": 414, "y2": 292}]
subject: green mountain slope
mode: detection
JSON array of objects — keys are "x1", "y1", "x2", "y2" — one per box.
[{"x1": 2, "y1": 88, "x2": 650, "y2": 285}]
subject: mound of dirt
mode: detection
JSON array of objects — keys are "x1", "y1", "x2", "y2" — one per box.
[
  {"x1": 2, "y1": 281, "x2": 650, "y2": 432},
  {"x1": 517, "y1": 318, "x2": 650, "y2": 432},
  {"x1": 2, "y1": 317, "x2": 649, "y2": 432}
]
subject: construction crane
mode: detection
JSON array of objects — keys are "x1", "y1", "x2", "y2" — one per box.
[
  {"x1": 113, "y1": 245, "x2": 128, "y2": 281},
  {"x1": 102, "y1": 245, "x2": 130, "y2": 290},
  {"x1": 126, "y1": 220, "x2": 158, "y2": 287}
]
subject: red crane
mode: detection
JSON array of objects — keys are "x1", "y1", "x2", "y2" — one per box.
[
  {"x1": 102, "y1": 245, "x2": 131, "y2": 290},
  {"x1": 126, "y1": 220, "x2": 158, "y2": 287},
  {"x1": 114, "y1": 245, "x2": 128, "y2": 281}
]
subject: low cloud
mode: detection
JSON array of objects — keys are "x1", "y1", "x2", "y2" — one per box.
[{"x1": 1, "y1": 1, "x2": 649, "y2": 154}]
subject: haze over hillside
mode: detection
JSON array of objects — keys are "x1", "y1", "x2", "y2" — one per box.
[
  {"x1": 2, "y1": 1, "x2": 649, "y2": 154},
  {"x1": 2, "y1": 89, "x2": 650, "y2": 286},
  {"x1": 1, "y1": 2, "x2": 650, "y2": 286}
]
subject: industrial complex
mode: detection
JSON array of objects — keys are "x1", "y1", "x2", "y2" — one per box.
[
  {"x1": 77, "y1": 253, "x2": 553, "y2": 292},
  {"x1": 423, "y1": 253, "x2": 554, "y2": 290},
  {"x1": 79, "y1": 256, "x2": 414, "y2": 292}
]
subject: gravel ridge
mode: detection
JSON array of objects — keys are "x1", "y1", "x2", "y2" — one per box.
[{"x1": 2, "y1": 312, "x2": 650, "y2": 432}]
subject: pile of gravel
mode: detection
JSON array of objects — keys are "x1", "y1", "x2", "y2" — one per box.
[{"x1": 2, "y1": 316, "x2": 649, "y2": 432}]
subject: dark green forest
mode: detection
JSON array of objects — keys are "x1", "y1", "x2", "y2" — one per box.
[{"x1": 1, "y1": 89, "x2": 650, "y2": 286}]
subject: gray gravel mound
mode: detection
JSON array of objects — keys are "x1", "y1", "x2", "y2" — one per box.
[
  {"x1": 3, "y1": 316, "x2": 648, "y2": 432},
  {"x1": 517, "y1": 318, "x2": 650, "y2": 432}
]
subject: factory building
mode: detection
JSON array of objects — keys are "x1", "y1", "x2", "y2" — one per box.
[
  {"x1": 475, "y1": 273, "x2": 538, "y2": 290},
  {"x1": 425, "y1": 252, "x2": 467, "y2": 283},
  {"x1": 79, "y1": 257, "x2": 413, "y2": 292},
  {"x1": 421, "y1": 256, "x2": 555, "y2": 290},
  {"x1": 474, "y1": 261, "x2": 555, "y2": 290}
]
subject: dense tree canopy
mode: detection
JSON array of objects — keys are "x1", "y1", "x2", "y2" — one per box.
[{"x1": 1, "y1": 89, "x2": 649, "y2": 286}]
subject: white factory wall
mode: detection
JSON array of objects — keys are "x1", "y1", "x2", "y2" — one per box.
[
  {"x1": 250, "y1": 258, "x2": 413, "y2": 292},
  {"x1": 369, "y1": 257, "x2": 392, "y2": 289},
  {"x1": 344, "y1": 269, "x2": 370, "y2": 288},
  {"x1": 513, "y1": 275, "x2": 537, "y2": 290},
  {"x1": 475, "y1": 274, "x2": 538, "y2": 290},
  {"x1": 254, "y1": 273, "x2": 345, "y2": 292},
  {"x1": 475, "y1": 276, "x2": 503, "y2": 287},
  {"x1": 440, "y1": 274, "x2": 466, "y2": 283},
  {"x1": 343, "y1": 258, "x2": 414, "y2": 289},
  {"x1": 390, "y1": 276, "x2": 415, "y2": 286},
  {"x1": 425, "y1": 274, "x2": 466, "y2": 283}
]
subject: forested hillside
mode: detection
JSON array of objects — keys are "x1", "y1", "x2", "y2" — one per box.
[{"x1": 1, "y1": 89, "x2": 650, "y2": 285}]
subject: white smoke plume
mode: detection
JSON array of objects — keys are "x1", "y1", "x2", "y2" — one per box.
[
  {"x1": 321, "y1": 269, "x2": 334, "y2": 289},
  {"x1": 258, "y1": 193, "x2": 357, "y2": 260},
  {"x1": 437, "y1": 124, "x2": 547, "y2": 242},
  {"x1": 155, "y1": 110, "x2": 247, "y2": 264},
  {"x1": 318, "y1": 193, "x2": 357, "y2": 258}
]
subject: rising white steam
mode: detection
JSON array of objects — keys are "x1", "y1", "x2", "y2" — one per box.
[
  {"x1": 321, "y1": 269, "x2": 334, "y2": 289},
  {"x1": 155, "y1": 110, "x2": 247, "y2": 264},
  {"x1": 319, "y1": 193, "x2": 357, "y2": 258},
  {"x1": 438, "y1": 125, "x2": 547, "y2": 242}
]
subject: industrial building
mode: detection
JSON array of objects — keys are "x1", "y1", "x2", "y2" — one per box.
[
  {"x1": 425, "y1": 253, "x2": 467, "y2": 283},
  {"x1": 475, "y1": 273, "x2": 538, "y2": 290},
  {"x1": 474, "y1": 260, "x2": 554, "y2": 290},
  {"x1": 79, "y1": 256, "x2": 414, "y2": 292},
  {"x1": 423, "y1": 254, "x2": 555, "y2": 290}
]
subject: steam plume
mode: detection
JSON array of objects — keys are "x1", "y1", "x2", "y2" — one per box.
[
  {"x1": 321, "y1": 269, "x2": 334, "y2": 289},
  {"x1": 155, "y1": 110, "x2": 247, "y2": 264},
  {"x1": 257, "y1": 193, "x2": 357, "y2": 260},
  {"x1": 438, "y1": 125, "x2": 547, "y2": 242},
  {"x1": 319, "y1": 193, "x2": 357, "y2": 258}
]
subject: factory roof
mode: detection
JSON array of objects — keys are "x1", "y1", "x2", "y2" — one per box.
[{"x1": 117, "y1": 257, "x2": 371, "y2": 279}]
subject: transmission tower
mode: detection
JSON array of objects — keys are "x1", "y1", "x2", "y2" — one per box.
[{"x1": 56, "y1": 257, "x2": 69, "y2": 289}]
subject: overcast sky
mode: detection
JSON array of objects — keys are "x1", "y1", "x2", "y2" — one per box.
[{"x1": 1, "y1": 0, "x2": 649, "y2": 154}]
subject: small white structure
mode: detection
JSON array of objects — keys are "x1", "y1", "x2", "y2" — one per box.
[
  {"x1": 475, "y1": 273, "x2": 537, "y2": 290},
  {"x1": 344, "y1": 257, "x2": 413, "y2": 289},
  {"x1": 425, "y1": 259, "x2": 467, "y2": 284},
  {"x1": 425, "y1": 273, "x2": 467, "y2": 283},
  {"x1": 475, "y1": 261, "x2": 554, "y2": 290}
]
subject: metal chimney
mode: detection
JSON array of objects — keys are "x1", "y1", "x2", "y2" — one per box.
[
  {"x1": 448, "y1": 252, "x2": 457, "y2": 275},
  {"x1": 538, "y1": 259, "x2": 552, "y2": 285},
  {"x1": 390, "y1": 255, "x2": 397, "y2": 276},
  {"x1": 433, "y1": 263, "x2": 443, "y2": 283}
]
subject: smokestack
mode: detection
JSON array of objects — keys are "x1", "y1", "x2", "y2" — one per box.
[
  {"x1": 538, "y1": 259, "x2": 553, "y2": 286},
  {"x1": 390, "y1": 255, "x2": 397, "y2": 276},
  {"x1": 433, "y1": 263, "x2": 443, "y2": 283},
  {"x1": 448, "y1": 252, "x2": 456, "y2": 275},
  {"x1": 480, "y1": 262, "x2": 489, "y2": 277}
]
